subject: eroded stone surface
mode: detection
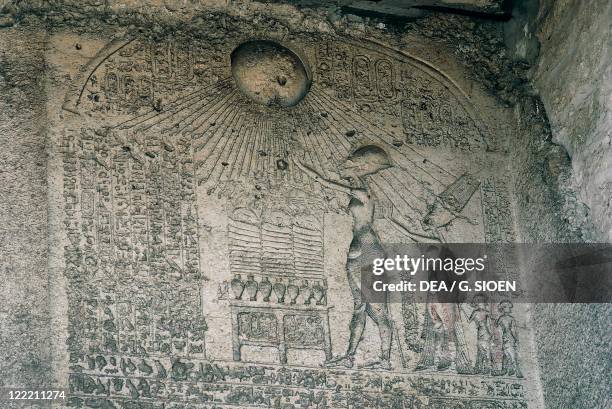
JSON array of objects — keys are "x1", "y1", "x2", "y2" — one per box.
[
  {"x1": 0, "y1": 27, "x2": 52, "y2": 399},
  {"x1": 526, "y1": 1, "x2": 612, "y2": 408},
  {"x1": 231, "y1": 40, "x2": 311, "y2": 107},
  {"x1": 0, "y1": 1, "x2": 605, "y2": 409},
  {"x1": 532, "y1": 0, "x2": 612, "y2": 242},
  {"x1": 48, "y1": 13, "x2": 542, "y2": 407}
]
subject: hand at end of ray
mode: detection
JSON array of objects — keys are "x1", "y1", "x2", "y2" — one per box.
[
  {"x1": 291, "y1": 155, "x2": 306, "y2": 169},
  {"x1": 291, "y1": 156, "x2": 319, "y2": 181}
]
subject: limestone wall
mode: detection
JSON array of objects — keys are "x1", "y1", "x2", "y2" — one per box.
[
  {"x1": 532, "y1": 0, "x2": 611, "y2": 242},
  {"x1": 0, "y1": 27, "x2": 53, "y2": 397},
  {"x1": 526, "y1": 1, "x2": 612, "y2": 408},
  {"x1": 0, "y1": 1, "x2": 607, "y2": 408}
]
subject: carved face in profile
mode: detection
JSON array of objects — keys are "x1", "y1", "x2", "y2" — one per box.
[
  {"x1": 339, "y1": 145, "x2": 392, "y2": 183},
  {"x1": 499, "y1": 300, "x2": 513, "y2": 314},
  {"x1": 471, "y1": 293, "x2": 489, "y2": 309}
]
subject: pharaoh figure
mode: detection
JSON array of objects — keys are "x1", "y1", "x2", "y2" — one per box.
[{"x1": 293, "y1": 145, "x2": 395, "y2": 370}]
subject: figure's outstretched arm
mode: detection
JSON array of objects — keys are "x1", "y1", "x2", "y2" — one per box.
[
  {"x1": 292, "y1": 157, "x2": 353, "y2": 195},
  {"x1": 387, "y1": 216, "x2": 443, "y2": 243}
]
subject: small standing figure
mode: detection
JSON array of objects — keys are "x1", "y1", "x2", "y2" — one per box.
[
  {"x1": 416, "y1": 246, "x2": 472, "y2": 374},
  {"x1": 468, "y1": 294, "x2": 493, "y2": 375},
  {"x1": 496, "y1": 300, "x2": 523, "y2": 378}
]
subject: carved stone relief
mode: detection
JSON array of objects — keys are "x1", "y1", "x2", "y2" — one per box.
[{"x1": 55, "y1": 21, "x2": 539, "y2": 408}]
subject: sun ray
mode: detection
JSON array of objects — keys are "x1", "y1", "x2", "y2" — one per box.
[
  {"x1": 379, "y1": 168, "x2": 429, "y2": 207},
  {"x1": 372, "y1": 172, "x2": 424, "y2": 217},
  {"x1": 191, "y1": 91, "x2": 240, "y2": 152},
  {"x1": 157, "y1": 85, "x2": 235, "y2": 135},
  {"x1": 162, "y1": 89, "x2": 238, "y2": 140},
  {"x1": 229, "y1": 111, "x2": 257, "y2": 182},
  {"x1": 290, "y1": 108, "x2": 330, "y2": 179},
  {"x1": 300, "y1": 97, "x2": 349, "y2": 163},
  {"x1": 295, "y1": 102, "x2": 339, "y2": 170},
  {"x1": 196, "y1": 105, "x2": 242, "y2": 170},
  {"x1": 119, "y1": 78, "x2": 233, "y2": 131},
  {"x1": 214, "y1": 111, "x2": 251, "y2": 186},
  {"x1": 114, "y1": 77, "x2": 233, "y2": 130},
  {"x1": 197, "y1": 112, "x2": 245, "y2": 188},
  {"x1": 312, "y1": 89, "x2": 456, "y2": 180},
  {"x1": 243, "y1": 116, "x2": 263, "y2": 179},
  {"x1": 302, "y1": 95, "x2": 353, "y2": 154}
]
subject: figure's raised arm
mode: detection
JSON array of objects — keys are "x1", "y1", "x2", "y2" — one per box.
[
  {"x1": 292, "y1": 156, "x2": 353, "y2": 195},
  {"x1": 386, "y1": 216, "x2": 443, "y2": 243}
]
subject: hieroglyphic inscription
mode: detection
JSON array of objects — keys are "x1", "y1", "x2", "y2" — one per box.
[
  {"x1": 314, "y1": 41, "x2": 486, "y2": 151},
  {"x1": 480, "y1": 177, "x2": 521, "y2": 297},
  {"x1": 62, "y1": 127, "x2": 206, "y2": 363},
  {"x1": 398, "y1": 68, "x2": 485, "y2": 151},
  {"x1": 83, "y1": 39, "x2": 228, "y2": 116},
  {"x1": 68, "y1": 355, "x2": 527, "y2": 408},
  {"x1": 481, "y1": 177, "x2": 516, "y2": 243}
]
